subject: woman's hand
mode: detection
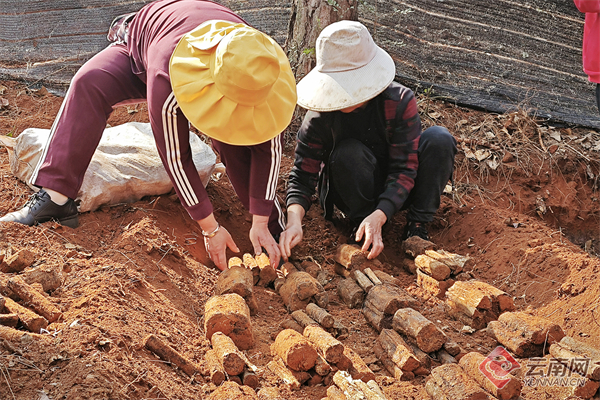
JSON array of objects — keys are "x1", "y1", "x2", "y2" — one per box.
[
  {"x1": 278, "y1": 204, "x2": 305, "y2": 261},
  {"x1": 198, "y1": 214, "x2": 239, "y2": 271},
  {"x1": 355, "y1": 209, "x2": 387, "y2": 259},
  {"x1": 249, "y1": 215, "x2": 280, "y2": 268}
]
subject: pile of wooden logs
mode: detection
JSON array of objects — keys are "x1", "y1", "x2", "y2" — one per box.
[
  {"x1": 549, "y1": 336, "x2": 600, "y2": 399},
  {"x1": 446, "y1": 280, "x2": 515, "y2": 330},
  {"x1": 426, "y1": 354, "x2": 522, "y2": 400},
  {"x1": 268, "y1": 326, "x2": 376, "y2": 390},
  {"x1": 284, "y1": 303, "x2": 348, "y2": 340},
  {"x1": 228, "y1": 253, "x2": 278, "y2": 288},
  {"x1": 204, "y1": 293, "x2": 254, "y2": 350},
  {"x1": 204, "y1": 332, "x2": 259, "y2": 388},
  {"x1": 486, "y1": 311, "x2": 564, "y2": 357},
  {"x1": 326, "y1": 370, "x2": 386, "y2": 400},
  {"x1": 362, "y1": 278, "x2": 418, "y2": 332},
  {"x1": 276, "y1": 262, "x2": 329, "y2": 312}
]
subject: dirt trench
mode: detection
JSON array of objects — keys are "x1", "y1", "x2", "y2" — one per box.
[{"x1": 0, "y1": 80, "x2": 597, "y2": 399}]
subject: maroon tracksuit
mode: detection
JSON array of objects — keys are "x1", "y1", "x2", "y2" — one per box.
[{"x1": 31, "y1": 0, "x2": 285, "y2": 234}]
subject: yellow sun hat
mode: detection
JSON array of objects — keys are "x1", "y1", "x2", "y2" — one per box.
[{"x1": 169, "y1": 20, "x2": 297, "y2": 146}]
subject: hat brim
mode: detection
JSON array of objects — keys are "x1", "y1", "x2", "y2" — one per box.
[
  {"x1": 170, "y1": 21, "x2": 297, "y2": 146},
  {"x1": 296, "y1": 46, "x2": 396, "y2": 112}
]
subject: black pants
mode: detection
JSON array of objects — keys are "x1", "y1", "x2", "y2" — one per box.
[
  {"x1": 596, "y1": 84, "x2": 600, "y2": 115},
  {"x1": 328, "y1": 126, "x2": 457, "y2": 225}
]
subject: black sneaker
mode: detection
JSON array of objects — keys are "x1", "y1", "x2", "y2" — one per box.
[
  {"x1": 403, "y1": 221, "x2": 429, "y2": 241},
  {"x1": 0, "y1": 189, "x2": 79, "y2": 228}
]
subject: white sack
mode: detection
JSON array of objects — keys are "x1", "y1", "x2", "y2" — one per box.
[{"x1": 0, "y1": 122, "x2": 216, "y2": 212}]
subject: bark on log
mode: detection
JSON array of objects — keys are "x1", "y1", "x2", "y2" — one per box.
[
  {"x1": 334, "y1": 244, "x2": 368, "y2": 270},
  {"x1": 257, "y1": 387, "x2": 285, "y2": 400},
  {"x1": 306, "y1": 303, "x2": 334, "y2": 329},
  {"x1": 0, "y1": 249, "x2": 35, "y2": 273},
  {"x1": 274, "y1": 277, "x2": 285, "y2": 293},
  {"x1": 280, "y1": 272, "x2": 321, "y2": 311},
  {"x1": 144, "y1": 334, "x2": 199, "y2": 377},
  {"x1": 0, "y1": 295, "x2": 5, "y2": 311},
  {"x1": 426, "y1": 363, "x2": 491, "y2": 400},
  {"x1": 280, "y1": 262, "x2": 299, "y2": 277},
  {"x1": 7, "y1": 276, "x2": 62, "y2": 323},
  {"x1": 365, "y1": 284, "x2": 418, "y2": 315},
  {"x1": 446, "y1": 300, "x2": 490, "y2": 330},
  {"x1": 362, "y1": 301, "x2": 392, "y2": 332},
  {"x1": 314, "y1": 353, "x2": 332, "y2": 376},
  {"x1": 337, "y1": 278, "x2": 364, "y2": 309},
  {"x1": 242, "y1": 368, "x2": 259, "y2": 389},
  {"x1": 327, "y1": 385, "x2": 348, "y2": 400},
  {"x1": 207, "y1": 381, "x2": 257, "y2": 400},
  {"x1": 443, "y1": 340, "x2": 463, "y2": 357},
  {"x1": 372, "y1": 270, "x2": 402, "y2": 287},
  {"x1": 301, "y1": 261, "x2": 321, "y2": 278},
  {"x1": 363, "y1": 268, "x2": 382, "y2": 285},
  {"x1": 332, "y1": 371, "x2": 365, "y2": 400},
  {"x1": 211, "y1": 332, "x2": 246, "y2": 376},
  {"x1": 487, "y1": 321, "x2": 543, "y2": 358},
  {"x1": 353, "y1": 269, "x2": 374, "y2": 293},
  {"x1": 267, "y1": 356, "x2": 302, "y2": 390},
  {"x1": 436, "y1": 349, "x2": 457, "y2": 365},
  {"x1": 402, "y1": 236, "x2": 437, "y2": 258},
  {"x1": 392, "y1": 308, "x2": 446, "y2": 353},
  {"x1": 449, "y1": 280, "x2": 515, "y2": 315},
  {"x1": 415, "y1": 255, "x2": 451, "y2": 281},
  {"x1": 373, "y1": 342, "x2": 406, "y2": 380},
  {"x1": 335, "y1": 263, "x2": 353, "y2": 278},
  {"x1": 3, "y1": 297, "x2": 47, "y2": 333},
  {"x1": 459, "y1": 352, "x2": 522, "y2": 400},
  {"x1": 425, "y1": 249, "x2": 470, "y2": 274},
  {"x1": 417, "y1": 269, "x2": 454, "y2": 298},
  {"x1": 214, "y1": 266, "x2": 258, "y2": 315},
  {"x1": 291, "y1": 310, "x2": 318, "y2": 329},
  {"x1": 446, "y1": 281, "x2": 493, "y2": 316},
  {"x1": 407, "y1": 342, "x2": 433, "y2": 370},
  {"x1": 228, "y1": 375, "x2": 242, "y2": 385},
  {"x1": 204, "y1": 349, "x2": 226, "y2": 386},
  {"x1": 303, "y1": 325, "x2": 344, "y2": 364},
  {"x1": 497, "y1": 312, "x2": 565, "y2": 346},
  {"x1": 377, "y1": 329, "x2": 420, "y2": 372},
  {"x1": 343, "y1": 346, "x2": 376, "y2": 382},
  {"x1": 256, "y1": 253, "x2": 278, "y2": 287},
  {"x1": 549, "y1": 336, "x2": 600, "y2": 381},
  {"x1": 0, "y1": 325, "x2": 47, "y2": 344},
  {"x1": 271, "y1": 329, "x2": 318, "y2": 372},
  {"x1": 204, "y1": 293, "x2": 254, "y2": 350},
  {"x1": 280, "y1": 319, "x2": 304, "y2": 334},
  {"x1": 313, "y1": 290, "x2": 330, "y2": 309},
  {"x1": 0, "y1": 313, "x2": 19, "y2": 328}
]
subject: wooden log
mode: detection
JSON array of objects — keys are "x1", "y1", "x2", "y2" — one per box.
[
  {"x1": 242, "y1": 368, "x2": 259, "y2": 389},
  {"x1": 267, "y1": 357, "x2": 302, "y2": 390},
  {"x1": 207, "y1": 381, "x2": 257, "y2": 400},
  {"x1": 372, "y1": 270, "x2": 402, "y2": 287},
  {"x1": 426, "y1": 363, "x2": 491, "y2": 400},
  {"x1": 228, "y1": 375, "x2": 242, "y2": 385},
  {"x1": 22, "y1": 266, "x2": 62, "y2": 292},
  {"x1": 335, "y1": 263, "x2": 353, "y2": 278},
  {"x1": 271, "y1": 329, "x2": 318, "y2": 372},
  {"x1": 443, "y1": 340, "x2": 463, "y2": 357},
  {"x1": 363, "y1": 268, "x2": 382, "y2": 285},
  {"x1": 144, "y1": 334, "x2": 199, "y2": 377},
  {"x1": 334, "y1": 244, "x2": 368, "y2": 270},
  {"x1": 446, "y1": 281, "x2": 493, "y2": 317},
  {"x1": 211, "y1": 332, "x2": 246, "y2": 376},
  {"x1": 280, "y1": 272, "x2": 321, "y2": 305},
  {"x1": 204, "y1": 349, "x2": 226, "y2": 386},
  {"x1": 362, "y1": 301, "x2": 392, "y2": 332},
  {"x1": 274, "y1": 277, "x2": 285, "y2": 293},
  {"x1": 214, "y1": 266, "x2": 258, "y2": 315},
  {"x1": 204, "y1": 293, "x2": 254, "y2": 350},
  {"x1": 417, "y1": 269, "x2": 454, "y2": 299},
  {"x1": 332, "y1": 370, "x2": 365, "y2": 399},
  {"x1": 451, "y1": 280, "x2": 515, "y2": 315},
  {"x1": 549, "y1": 336, "x2": 600, "y2": 381},
  {"x1": 7, "y1": 276, "x2": 62, "y2": 323},
  {"x1": 331, "y1": 321, "x2": 349, "y2": 340},
  {"x1": 407, "y1": 342, "x2": 433, "y2": 370},
  {"x1": 306, "y1": 371, "x2": 323, "y2": 386},
  {"x1": 0, "y1": 249, "x2": 35, "y2": 273},
  {"x1": 497, "y1": 312, "x2": 565, "y2": 345},
  {"x1": 228, "y1": 257, "x2": 243, "y2": 268},
  {"x1": 256, "y1": 253, "x2": 278, "y2": 287},
  {"x1": 0, "y1": 325, "x2": 47, "y2": 344},
  {"x1": 436, "y1": 349, "x2": 457, "y2": 365},
  {"x1": 343, "y1": 346, "x2": 376, "y2": 382},
  {"x1": 306, "y1": 303, "x2": 334, "y2": 329},
  {"x1": 414, "y1": 366, "x2": 429, "y2": 376},
  {"x1": 403, "y1": 259, "x2": 418, "y2": 275},
  {"x1": 365, "y1": 284, "x2": 418, "y2": 315},
  {"x1": 314, "y1": 353, "x2": 332, "y2": 376},
  {"x1": 327, "y1": 385, "x2": 348, "y2": 400},
  {"x1": 301, "y1": 261, "x2": 321, "y2": 278},
  {"x1": 337, "y1": 278, "x2": 364, "y2": 309},
  {"x1": 0, "y1": 313, "x2": 18, "y2": 328},
  {"x1": 402, "y1": 236, "x2": 437, "y2": 258},
  {"x1": 415, "y1": 255, "x2": 451, "y2": 281},
  {"x1": 425, "y1": 249, "x2": 470, "y2": 274},
  {"x1": 373, "y1": 342, "x2": 405, "y2": 380},
  {"x1": 446, "y1": 300, "x2": 489, "y2": 330},
  {"x1": 280, "y1": 319, "x2": 304, "y2": 334},
  {"x1": 3, "y1": 297, "x2": 47, "y2": 333},
  {"x1": 303, "y1": 325, "x2": 344, "y2": 364},
  {"x1": 353, "y1": 269, "x2": 374, "y2": 293},
  {"x1": 291, "y1": 310, "x2": 318, "y2": 329},
  {"x1": 392, "y1": 308, "x2": 446, "y2": 353},
  {"x1": 257, "y1": 387, "x2": 285, "y2": 400},
  {"x1": 377, "y1": 329, "x2": 420, "y2": 372},
  {"x1": 459, "y1": 352, "x2": 522, "y2": 400},
  {"x1": 355, "y1": 379, "x2": 387, "y2": 400},
  {"x1": 313, "y1": 290, "x2": 329, "y2": 309},
  {"x1": 487, "y1": 321, "x2": 543, "y2": 358},
  {"x1": 280, "y1": 262, "x2": 298, "y2": 277}
]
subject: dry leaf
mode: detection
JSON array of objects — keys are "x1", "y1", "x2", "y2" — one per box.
[
  {"x1": 475, "y1": 149, "x2": 490, "y2": 161},
  {"x1": 428, "y1": 111, "x2": 441, "y2": 119},
  {"x1": 0, "y1": 85, "x2": 6, "y2": 95},
  {"x1": 486, "y1": 156, "x2": 500, "y2": 170},
  {"x1": 0, "y1": 97, "x2": 8, "y2": 108}
]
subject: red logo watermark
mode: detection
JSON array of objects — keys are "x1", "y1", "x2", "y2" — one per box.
[{"x1": 479, "y1": 346, "x2": 521, "y2": 389}]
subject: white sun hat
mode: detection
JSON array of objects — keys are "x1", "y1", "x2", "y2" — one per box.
[{"x1": 296, "y1": 20, "x2": 396, "y2": 112}]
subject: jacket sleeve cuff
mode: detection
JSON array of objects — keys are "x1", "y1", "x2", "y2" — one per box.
[
  {"x1": 376, "y1": 199, "x2": 396, "y2": 223},
  {"x1": 186, "y1": 199, "x2": 214, "y2": 221},
  {"x1": 249, "y1": 197, "x2": 274, "y2": 217},
  {"x1": 286, "y1": 195, "x2": 311, "y2": 213}
]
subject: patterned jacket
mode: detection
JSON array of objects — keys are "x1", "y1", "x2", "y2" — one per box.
[{"x1": 286, "y1": 81, "x2": 421, "y2": 221}]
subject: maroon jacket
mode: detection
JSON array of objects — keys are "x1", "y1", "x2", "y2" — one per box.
[{"x1": 574, "y1": 0, "x2": 600, "y2": 83}]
